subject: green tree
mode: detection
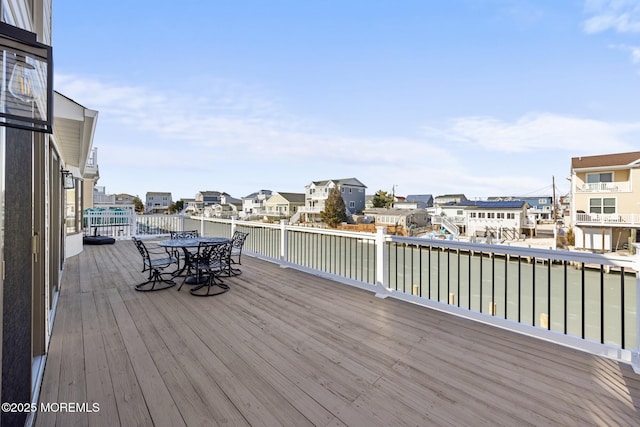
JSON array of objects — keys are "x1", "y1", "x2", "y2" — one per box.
[
  {"x1": 320, "y1": 186, "x2": 347, "y2": 228},
  {"x1": 168, "y1": 200, "x2": 184, "y2": 214},
  {"x1": 132, "y1": 196, "x2": 144, "y2": 213},
  {"x1": 372, "y1": 190, "x2": 393, "y2": 208}
]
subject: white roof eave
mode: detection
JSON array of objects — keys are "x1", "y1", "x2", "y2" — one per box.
[{"x1": 53, "y1": 91, "x2": 98, "y2": 176}]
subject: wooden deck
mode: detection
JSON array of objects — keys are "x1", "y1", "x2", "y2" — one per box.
[{"x1": 36, "y1": 240, "x2": 640, "y2": 426}]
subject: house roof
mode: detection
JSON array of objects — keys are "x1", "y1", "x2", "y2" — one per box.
[
  {"x1": 308, "y1": 178, "x2": 367, "y2": 188},
  {"x1": 53, "y1": 91, "x2": 98, "y2": 178},
  {"x1": 571, "y1": 151, "x2": 640, "y2": 170},
  {"x1": 435, "y1": 194, "x2": 467, "y2": 199},
  {"x1": 275, "y1": 192, "x2": 305, "y2": 203},
  {"x1": 406, "y1": 194, "x2": 433, "y2": 202},
  {"x1": 452, "y1": 200, "x2": 527, "y2": 209}
]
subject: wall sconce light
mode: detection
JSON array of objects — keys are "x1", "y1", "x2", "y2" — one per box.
[
  {"x1": 0, "y1": 22, "x2": 52, "y2": 133},
  {"x1": 61, "y1": 169, "x2": 74, "y2": 189}
]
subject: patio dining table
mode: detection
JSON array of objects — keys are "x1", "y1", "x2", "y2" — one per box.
[{"x1": 158, "y1": 236, "x2": 230, "y2": 283}]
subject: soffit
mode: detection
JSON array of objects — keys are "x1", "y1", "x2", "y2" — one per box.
[{"x1": 53, "y1": 91, "x2": 98, "y2": 175}]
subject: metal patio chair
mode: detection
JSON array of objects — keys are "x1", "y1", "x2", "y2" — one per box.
[
  {"x1": 188, "y1": 240, "x2": 232, "y2": 297},
  {"x1": 169, "y1": 230, "x2": 199, "y2": 270},
  {"x1": 132, "y1": 237, "x2": 177, "y2": 291},
  {"x1": 229, "y1": 231, "x2": 249, "y2": 276}
]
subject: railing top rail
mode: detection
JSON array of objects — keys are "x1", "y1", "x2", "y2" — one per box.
[{"x1": 391, "y1": 234, "x2": 638, "y2": 269}]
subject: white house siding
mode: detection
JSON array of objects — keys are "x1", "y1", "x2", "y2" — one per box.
[{"x1": 575, "y1": 226, "x2": 612, "y2": 252}]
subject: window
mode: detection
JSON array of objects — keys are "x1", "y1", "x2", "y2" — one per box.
[
  {"x1": 478, "y1": 212, "x2": 485, "y2": 219},
  {"x1": 507, "y1": 213, "x2": 515, "y2": 219},
  {"x1": 589, "y1": 197, "x2": 616, "y2": 214},
  {"x1": 586, "y1": 172, "x2": 613, "y2": 183},
  {"x1": 497, "y1": 212, "x2": 505, "y2": 219},
  {"x1": 65, "y1": 180, "x2": 82, "y2": 234},
  {"x1": 349, "y1": 201, "x2": 355, "y2": 208},
  {"x1": 470, "y1": 212, "x2": 476, "y2": 218}
]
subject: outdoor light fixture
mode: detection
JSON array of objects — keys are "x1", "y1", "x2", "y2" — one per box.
[
  {"x1": 61, "y1": 169, "x2": 74, "y2": 189},
  {"x1": 0, "y1": 22, "x2": 52, "y2": 133}
]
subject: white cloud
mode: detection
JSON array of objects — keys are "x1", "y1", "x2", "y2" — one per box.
[
  {"x1": 428, "y1": 113, "x2": 637, "y2": 154},
  {"x1": 583, "y1": 0, "x2": 640, "y2": 33},
  {"x1": 55, "y1": 74, "x2": 629, "y2": 199}
]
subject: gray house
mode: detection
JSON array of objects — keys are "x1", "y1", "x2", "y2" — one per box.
[{"x1": 299, "y1": 178, "x2": 367, "y2": 222}]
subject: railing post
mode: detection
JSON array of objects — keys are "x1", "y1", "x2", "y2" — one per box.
[
  {"x1": 633, "y1": 243, "x2": 640, "y2": 374},
  {"x1": 131, "y1": 212, "x2": 138, "y2": 237},
  {"x1": 280, "y1": 219, "x2": 288, "y2": 265},
  {"x1": 231, "y1": 216, "x2": 237, "y2": 238},
  {"x1": 375, "y1": 226, "x2": 389, "y2": 298}
]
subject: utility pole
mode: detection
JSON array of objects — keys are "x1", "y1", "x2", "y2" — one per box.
[
  {"x1": 391, "y1": 184, "x2": 396, "y2": 208},
  {"x1": 552, "y1": 176, "x2": 557, "y2": 222}
]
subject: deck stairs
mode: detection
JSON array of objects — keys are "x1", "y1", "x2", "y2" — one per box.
[{"x1": 431, "y1": 215, "x2": 459, "y2": 236}]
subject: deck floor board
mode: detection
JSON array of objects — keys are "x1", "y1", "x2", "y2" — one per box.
[{"x1": 35, "y1": 240, "x2": 640, "y2": 426}]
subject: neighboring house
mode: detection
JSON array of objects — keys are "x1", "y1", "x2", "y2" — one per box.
[
  {"x1": 433, "y1": 200, "x2": 533, "y2": 239},
  {"x1": 220, "y1": 193, "x2": 243, "y2": 212},
  {"x1": 364, "y1": 208, "x2": 430, "y2": 229},
  {"x1": 204, "y1": 203, "x2": 238, "y2": 219},
  {"x1": 570, "y1": 151, "x2": 640, "y2": 252},
  {"x1": 465, "y1": 200, "x2": 532, "y2": 239},
  {"x1": 180, "y1": 198, "x2": 199, "y2": 214},
  {"x1": 0, "y1": 5, "x2": 100, "y2": 423},
  {"x1": 434, "y1": 194, "x2": 467, "y2": 206},
  {"x1": 300, "y1": 178, "x2": 367, "y2": 222},
  {"x1": 241, "y1": 189, "x2": 273, "y2": 216},
  {"x1": 395, "y1": 194, "x2": 433, "y2": 210},
  {"x1": 436, "y1": 202, "x2": 471, "y2": 234},
  {"x1": 519, "y1": 196, "x2": 554, "y2": 222},
  {"x1": 558, "y1": 195, "x2": 570, "y2": 219},
  {"x1": 115, "y1": 193, "x2": 137, "y2": 205},
  {"x1": 489, "y1": 196, "x2": 555, "y2": 222},
  {"x1": 145, "y1": 191, "x2": 172, "y2": 214},
  {"x1": 365, "y1": 194, "x2": 375, "y2": 210},
  {"x1": 93, "y1": 185, "x2": 115, "y2": 205},
  {"x1": 265, "y1": 192, "x2": 305, "y2": 217},
  {"x1": 195, "y1": 190, "x2": 227, "y2": 208}
]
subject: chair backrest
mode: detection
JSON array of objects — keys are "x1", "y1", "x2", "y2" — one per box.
[
  {"x1": 170, "y1": 230, "x2": 199, "y2": 239},
  {"x1": 132, "y1": 236, "x2": 149, "y2": 259},
  {"x1": 231, "y1": 231, "x2": 249, "y2": 249},
  {"x1": 196, "y1": 241, "x2": 232, "y2": 268}
]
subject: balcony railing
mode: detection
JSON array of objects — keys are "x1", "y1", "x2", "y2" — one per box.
[
  {"x1": 577, "y1": 182, "x2": 630, "y2": 192},
  {"x1": 81, "y1": 211, "x2": 640, "y2": 373},
  {"x1": 298, "y1": 206, "x2": 323, "y2": 213},
  {"x1": 576, "y1": 213, "x2": 640, "y2": 225}
]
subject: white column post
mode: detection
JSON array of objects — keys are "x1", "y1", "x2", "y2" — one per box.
[
  {"x1": 375, "y1": 226, "x2": 389, "y2": 298},
  {"x1": 200, "y1": 213, "x2": 205, "y2": 237},
  {"x1": 231, "y1": 216, "x2": 237, "y2": 238},
  {"x1": 633, "y1": 243, "x2": 640, "y2": 374},
  {"x1": 280, "y1": 219, "x2": 289, "y2": 265},
  {"x1": 130, "y1": 211, "x2": 138, "y2": 237}
]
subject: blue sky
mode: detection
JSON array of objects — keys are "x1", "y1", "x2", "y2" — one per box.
[{"x1": 53, "y1": 0, "x2": 639, "y2": 201}]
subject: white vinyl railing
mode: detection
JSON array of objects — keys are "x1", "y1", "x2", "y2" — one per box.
[
  {"x1": 576, "y1": 213, "x2": 640, "y2": 225},
  {"x1": 83, "y1": 211, "x2": 640, "y2": 373},
  {"x1": 578, "y1": 182, "x2": 630, "y2": 193}
]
